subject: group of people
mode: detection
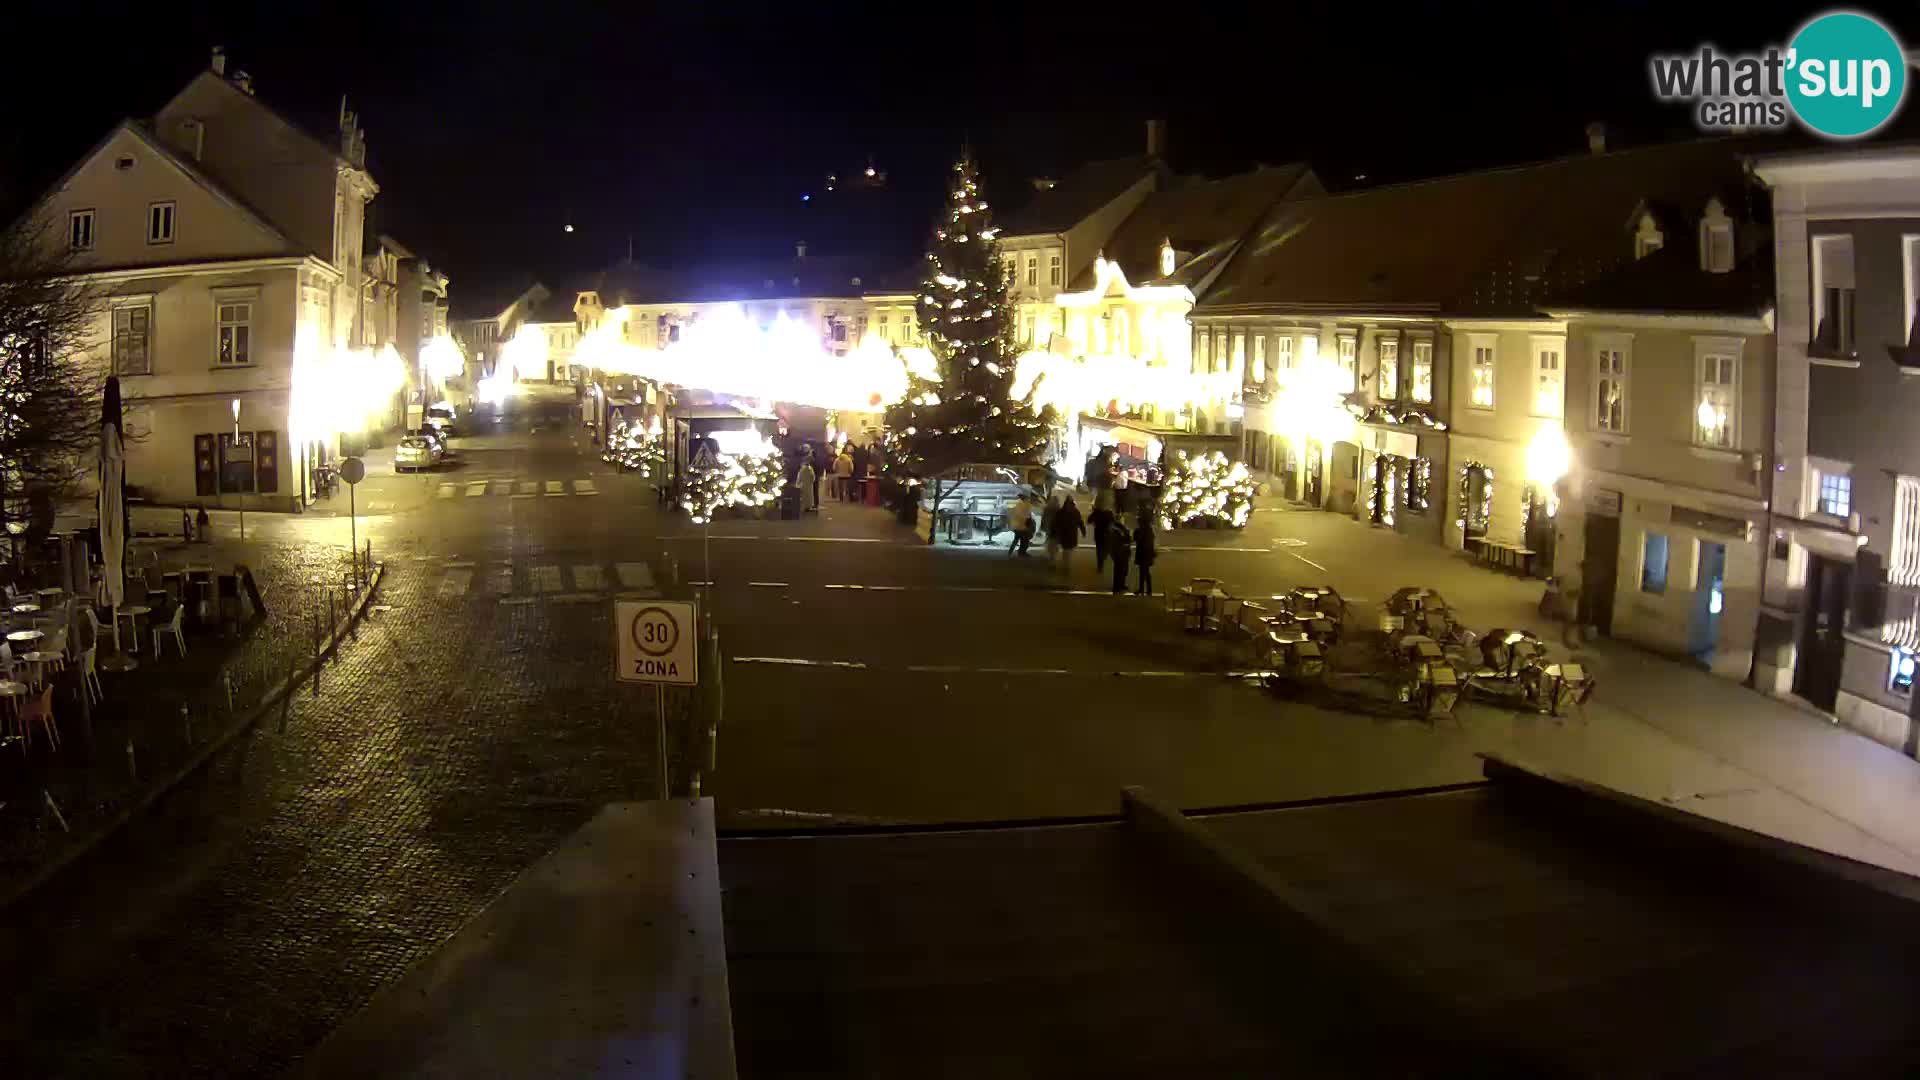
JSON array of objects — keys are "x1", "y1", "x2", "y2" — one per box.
[
  {"x1": 1005, "y1": 488, "x2": 1157, "y2": 595},
  {"x1": 790, "y1": 440, "x2": 880, "y2": 513}
]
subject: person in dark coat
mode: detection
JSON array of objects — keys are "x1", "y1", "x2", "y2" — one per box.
[
  {"x1": 1132, "y1": 513, "x2": 1157, "y2": 595},
  {"x1": 1052, "y1": 496, "x2": 1085, "y2": 572},
  {"x1": 1088, "y1": 489, "x2": 1116, "y2": 573},
  {"x1": 1108, "y1": 517, "x2": 1134, "y2": 595}
]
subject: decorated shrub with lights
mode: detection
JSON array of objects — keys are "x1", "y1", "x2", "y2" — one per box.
[
  {"x1": 1157, "y1": 449, "x2": 1255, "y2": 530},
  {"x1": 885, "y1": 154, "x2": 1055, "y2": 476},
  {"x1": 678, "y1": 448, "x2": 785, "y2": 524}
]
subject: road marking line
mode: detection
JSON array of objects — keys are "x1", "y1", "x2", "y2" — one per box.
[
  {"x1": 499, "y1": 596, "x2": 535, "y2": 606},
  {"x1": 438, "y1": 569, "x2": 471, "y2": 598},
  {"x1": 615, "y1": 562, "x2": 654, "y2": 590},
  {"x1": 1160, "y1": 546, "x2": 1271, "y2": 553},
  {"x1": 465, "y1": 482, "x2": 488, "y2": 497},
  {"x1": 868, "y1": 585, "x2": 906, "y2": 591},
  {"x1": 748, "y1": 581, "x2": 788, "y2": 587},
  {"x1": 531, "y1": 565, "x2": 563, "y2": 593},
  {"x1": 572, "y1": 565, "x2": 605, "y2": 590},
  {"x1": 733, "y1": 656, "x2": 869, "y2": 669},
  {"x1": 549, "y1": 592, "x2": 600, "y2": 603},
  {"x1": 517, "y1": 481, "x2": 539, "y2": 495},
  {"x1": 444, "y1": 561, "x2": 476, "y2": 569},
  {"x1": 510, "y1": 494, "x2": 537, "y2": 500},
  {"x1": 436, "y1": 485, "x2": 457, "y2": 499},
  {"x1": 786, "y1": 536, "x2": 893, "y2": 543},
  {"x1": 544, "y1": 480, "x2": 564, "y2": 495},
  {"x1": 574, "y1": 479, "x2": 598, "y2": 494},
  {"x1": 1287, "y1": 550, "x2": 1330, "y2": 573}
]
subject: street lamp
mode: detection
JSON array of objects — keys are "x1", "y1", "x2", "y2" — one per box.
[{"x1": 232, "y1": 398, "x2": 245, "y2": 541}]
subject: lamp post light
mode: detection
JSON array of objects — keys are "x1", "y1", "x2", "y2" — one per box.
[{"x1": 232, "y1": 398, "x2": 245, "y2": 541}]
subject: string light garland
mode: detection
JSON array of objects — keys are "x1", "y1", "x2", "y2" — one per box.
[
  {"x1": 1157, "y1": 449, "x2": 1255, "y2": 530},
  {"x1": 885, "y1": 153, "x2": 1056, "y2": 477},
  {"x1": 679, "y1": 448, "x2": 785, "y2": 524},
  {"x1": 1407, "y1": 457, "x2": 1431, "y2": 512},
  {"x1": 1455, "y1": 461, "x2": 1493, "y2": 535}
]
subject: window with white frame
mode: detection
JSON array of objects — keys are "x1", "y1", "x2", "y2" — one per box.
[
  {"x1": 1531, "y1": 336, "x2": 1564, "y2": 418},
  {"x1": 1114, "y1": 309, "x2": 1130, "y2": 354},
  {"x1": 1812, "y1": 234, "x2": 1856, "y2": 355},
  {"x1": 1252, "y1": 335, "x2": 1267, "y2": 385},
  {"x1": 1595, "y1": 337, "x2": 1629, "y2": 433},
  {"x1": 1213, "y1": 328, "x2": 1228, "y2": 373},
  {"x1": 1023, "y1": 314, "x2": 1036, "y2": 345},
  {"x1": 1410, "y1": 339, "x2": 1433, "y2": 403},
  {"x1": 1001, "y1": 257, "x2": 1015, "y2": 287},
  {"x1": 1903, "y1": 235, "x2": 1919, "y2": 348},
  {"x1": 1048, "y1": 251, "x2": 1062, "y2": 286},
  {"x1": 1818, "y1": 471, "x2": 1852, "y2": 518},
  {"x1": 217, "y1": 301, "x2": 251, "y2": 365},
  {"x1": 1469, "y1": 335, "x2": 1496, "y2": 408},
  {"x1": 1336, "y1": 334, "x2": 1356, "y2": 391},
  {"x1": 1693, "y1": 338, "x2": 1741, "y2": 449},
  {"x1": 68, "y1": 209, "x2": 95, "y2": 251},
  {"x1": 1025, "y1": 255, "x2": 1038, "y2": 287},
  {"x1": 1231, "y1": 330, "x2": 1245, "y2": 375},
  {"x1": 1276, "y1": 333, "x2": 1295, "y2": 371},
  {"x1": 1377, "y1": 337, "x2": 1399, "y2": 399},
  {"x1": 1194, "y1": 328, "x2": 1210, "y2": 373},
  {"x1": 1634, "y1": 212, "x2": 1664, "y2": 259},
  {"x1": 148, "y1": 201, "x2": 175, "y2": 245},
  {"x1": 1895, "y1": 476, "x2": 1920, "y2": 587},
  {"x1": 111, "y1": 302, "x2": 151, "y2": 376}
]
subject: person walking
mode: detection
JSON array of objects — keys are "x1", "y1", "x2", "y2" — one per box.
[
  {"x1": 1089, "y1": 488, "x2": 1115, "y2": 573},
  {"x1": 1041, "y1": 495, "x2": 1062, "y2": 561},
  {"x1": 797, "y1": 458, "x2": 819, "y2": 513},
  {"x1": 1006, "y1": 495, "x2": 1035, "y2": 557},
  {"x1": 1108, "y1": 516, "x2": 1133, "y2": 595},
  {"x1": 1132, "y1": 513, "x2": 1157, "y2": 595},
  {"x1": 833, "y1": 446, "x2": 854, "y2": 501},
  {"x1": 1053, "y1": 496, "x2": 1085, "y2": 573}
]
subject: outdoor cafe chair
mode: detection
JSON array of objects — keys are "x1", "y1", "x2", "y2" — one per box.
[
  {"x1": 21, "y1": 684, "x2": 57, "y2": 751},
  {"x1": 77, "y1": 644, "x2": 101, "y2": 705},
  {"x1": 85, "y1": 607, "x2": 118, "y2": 655},
  {"x1": 153, "y1": 605, "x2": 187, "y2": 660}
]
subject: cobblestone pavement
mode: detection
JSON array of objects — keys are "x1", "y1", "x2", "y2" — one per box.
[{"x1": 0, "y1": 539, "x2": 360, "y2": 894}]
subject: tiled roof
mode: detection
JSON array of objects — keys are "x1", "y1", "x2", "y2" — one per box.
[
  {"x1": 1543, "y1": 240, "x2": 1772, "y2": 317},
  {"x1": 1067, "y1": 164, "x2": 1315, "y2": 292},
  {"x1": 596, "y1": 255, "x2": 918, "y2": 306},
  {"x1": 995, "y1": 155, "x2": 1162, "y2": 237},
  {"x1": 1199, "y1": 138, "x2": 1766, "y2": 318}
]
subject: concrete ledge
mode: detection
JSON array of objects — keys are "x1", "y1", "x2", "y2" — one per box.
[
  {"x1": 0, "y1": 562, "x2": 385, "y2": 915},
  {"x1": 1118, "y1": 785, "x2": 1544, "y2": 1071},
  {"x1": 294, "y1": 799, "x2": 736, "y2": 1079},
  {"x1": 1478, "y1": 752, "x2": 1920, "y2": 909}
]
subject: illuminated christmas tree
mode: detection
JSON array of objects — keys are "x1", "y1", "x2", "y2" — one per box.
[
  {"x1": 1157, "y1": 450, "x2": 1255, "y2": 531},
  {"x1": 885, "y1": 154, "x2": 1055, "y2": 475},
  {"x1": 679, "y1": 449, "x2": 785, "y2": 524}
]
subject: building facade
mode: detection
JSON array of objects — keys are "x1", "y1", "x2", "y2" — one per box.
[
  {"x1": 1753, "y1": 147, "x2": 1920, "y2": 751},
  {"x1": 23, "y1": 52, "x2": 382, "y2": 510}
]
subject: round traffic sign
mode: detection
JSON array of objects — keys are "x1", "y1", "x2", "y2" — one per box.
[
  {"x1": 630, "y1": 606, "x2": 680, "y2": 657},
  {"x1": 339, "y1": 457, "x2": 367, "y2": 485}
]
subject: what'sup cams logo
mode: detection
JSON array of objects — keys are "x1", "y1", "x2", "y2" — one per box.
[{"x1": 1651, "y1": 10, "x2": 1912, "y2": 138}]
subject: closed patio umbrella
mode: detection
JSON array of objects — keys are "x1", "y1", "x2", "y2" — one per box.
[{"x1": 97, "y1": 376, "x2": 130, "y2": 670}]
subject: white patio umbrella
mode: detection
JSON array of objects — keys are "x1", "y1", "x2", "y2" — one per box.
[{"x1": 97, "y1": 376, "x2": 130, "y2": 669}]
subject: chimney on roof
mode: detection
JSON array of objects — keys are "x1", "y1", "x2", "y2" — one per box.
[
  {"x1": 210, "y1": 46, "x2": 226, "y2": 76},
  {"x1": 796, "y1": 241, "x2": 807, "y2": 258},
  {"x1": 1146, "y1": 118, "x2": 1167, "y2": 159},
  {"x1": 232, "y1": 70, "x2": 254, "y2": 95},
  {"x1": 1586, "y1": 121, "x2": 1607, "y2": 155}
]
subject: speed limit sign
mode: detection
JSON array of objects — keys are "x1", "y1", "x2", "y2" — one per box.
[{"x1": 615, "y1": 599, "x2": 697, "y2": 685}]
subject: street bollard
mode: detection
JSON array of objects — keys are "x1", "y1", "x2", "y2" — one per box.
[
  {"x1": 327, "y1": 590, "x2": 336, "y2": 654},
  {"x1": 281, "y1": 652, "x2": 296, "y2": 731},
  {"x1": 225, "y1": 673, "x2": 236, "y2": 714},
  {"x1": 312, "y1": 610, "x2": 322, "y2": 697},
  {"x1": 126, "y1": 739, "x2": 136, "y2": 780},
  {"x1": 182, "y1": 703, "x2": 192, "y2": 745}
]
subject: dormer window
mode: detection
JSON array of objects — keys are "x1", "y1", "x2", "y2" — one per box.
[
  {"x1": 1699, "y1": 198, "x2": 1734, "y2": 274},
  {"x1": 1160, "y1": 239, "x2": 1176, "y2": 278},
  {"x1": 1634, "y1": 212, "x2": 1664, "y2": 259}
]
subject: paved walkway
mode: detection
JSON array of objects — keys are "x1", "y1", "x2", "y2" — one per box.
[{"x1": 1225, "y1": 508, "x2": 1920, "y2": 877}]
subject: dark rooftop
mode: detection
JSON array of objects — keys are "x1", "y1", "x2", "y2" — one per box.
[
  {"x1": 1068, "y1": 164, "x2": 1318, "y2": 292},
  {"x1": 1200, "y1": 138, "x2": 1767, "y2": 318},
  {"x1": 995, "y1": 155, "x2": 1162, "y2": 238}
]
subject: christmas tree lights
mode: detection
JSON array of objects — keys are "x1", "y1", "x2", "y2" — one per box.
[
  {"x1": 1157, "y1": 449, "x2": 1255, "y2": 531},
  {"x1": 679, "y1": 448, "x2": 785, "y2": 524},
  {"x1": 885, "y1": 155, "x2": 1056, "y2": 475}
]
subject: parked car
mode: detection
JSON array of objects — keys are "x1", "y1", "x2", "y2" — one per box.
[
  {"x1": 425, "y1": 404, "x2": 459, "y2": 437},
  {"x1": 394, "y1": 435, "x2": 444, "y2": 472}
]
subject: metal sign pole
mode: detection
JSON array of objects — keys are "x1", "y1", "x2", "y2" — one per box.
[
  {"x1": 349, "y1": 479, "x2": 358, "y2": 588},
  {"x1": 656, "y1": 683, "x2": 668, "y2": 800}
]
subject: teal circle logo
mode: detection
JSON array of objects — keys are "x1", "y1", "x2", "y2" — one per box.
[{"x1": 1786, "y1": 11, "x2": 1908, "y2": 138}]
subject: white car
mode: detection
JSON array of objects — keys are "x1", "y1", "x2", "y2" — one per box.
[{"x1": 394, "y1": 435, "x2": 444, "y2": 472}]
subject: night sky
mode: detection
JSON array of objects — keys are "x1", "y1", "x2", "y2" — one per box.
[{"x1": 6, "y1": 2, "x2": 1917, "y2": 313}]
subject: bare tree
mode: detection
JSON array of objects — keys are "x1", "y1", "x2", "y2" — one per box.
[{"x1": 0, "y1": 220, "x2": 104, "y2": 559}]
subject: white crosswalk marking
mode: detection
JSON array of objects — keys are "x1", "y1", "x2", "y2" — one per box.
[
  {"x1": 437, "y1": 484, "x2": 457, "y2": 499},
  {"x1": 517, "y1": 481, "x2": 538, "y2": 495},
  {"x1": 438, "y1": 568, "x2": 472, "y2": 598},
  {"x1": 531, "y1": 565, "x2": 563, "y2": 593},
  {"x1": 574, "y1": 478, "x2": 598, "y2": 495},
  {"x1": 572, "y1": 565, "x2": 604, "y2": 590},
  {"x1": 544, "y1": 480, "x2": 564, "y2": 495},
  {"x1": 615, "y1": 562, "x2": 654, "y2": 590},
  {"x1": 465, "y1": 481, "x2": 488, "y2": 497},
  {"x1": 493, "y1": 480, "x2": 515, "y2": 495}
]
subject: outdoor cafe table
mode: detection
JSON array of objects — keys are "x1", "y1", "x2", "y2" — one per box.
[
  {"x1": 115, "y1": 605, "x2": 152, "y2": 654},
  {"x1": 0, "y1": 679, "x2": 24, "y2": 735},
  {"x1": 10, "y1": 603, "x2": 38, "y2": 616},
  {"x1": 1180, "y1": 585, "x2": 1228, "y2": 633},
  {"x1": 20, "y1": 651, "x2": 58, "y2": 685},
  {"x1": 6, "y1": 629, "x2": 43, "y2": 647},
  {"x1": 34, "y1": 587, "x2": 63, "y2": 603}
]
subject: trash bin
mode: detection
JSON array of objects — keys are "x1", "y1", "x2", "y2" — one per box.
[{"x1": 863, "y1": 477, "x2": 880, "y2": 506}]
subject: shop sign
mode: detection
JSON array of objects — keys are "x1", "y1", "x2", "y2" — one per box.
[{"x1": 1587, "y1": 488, "x2": 1622, "y2": 516}]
